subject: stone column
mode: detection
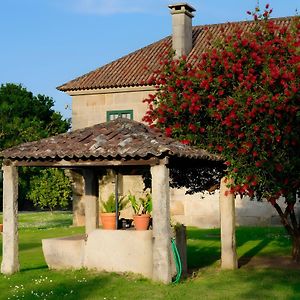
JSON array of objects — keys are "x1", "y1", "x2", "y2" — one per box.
[
  {"x1": 219, "y1": 177, "x2": 238, "y2": 269},
  {"x1": 82, "y1": 170, "x2": 99, "y2": 234},
  {"x1": 65, "y1": 169, "x2": 85, "y2": 226},
  {"x1": 151, "y1": 162, "x2": 172, "y2": 283},
  {"x1": 1, "y1": 163, "x2": 19, "y2": 274}
]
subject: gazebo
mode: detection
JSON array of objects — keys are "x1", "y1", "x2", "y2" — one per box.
[{"x1": 0, "y1": 118, "x2": 237, "y2": 283}]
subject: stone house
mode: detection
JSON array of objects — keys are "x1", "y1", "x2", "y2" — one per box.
[{"x1": 58, "y1": 3, "x2": 295, "y2": 227}]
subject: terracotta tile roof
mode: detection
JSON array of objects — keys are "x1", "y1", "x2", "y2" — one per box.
[
  {"x1": 57, "y1": 17, "x2": 295, "y2": 92},
  {"x1": 0, "y1": 118, "x2": 219, "y2": 163}
]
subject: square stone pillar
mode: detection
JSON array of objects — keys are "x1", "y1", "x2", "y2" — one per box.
[
  {"x1": 65, "y1": 169, "x2": 85, "y2": 226},
  {"x1": 1, "y1": 163, "x2": 19, "y2": 274},
  {"x1": 219, "y1": 177, "x2": 238, "y2": 269},
  {"x1": 82, "y1": 170, "x2": 99, "y2": 234},
  {"x1": 151, "y1": 162, "x2": 172, "y2": 283}
]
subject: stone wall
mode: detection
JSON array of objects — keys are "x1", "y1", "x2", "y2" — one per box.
[
  {"x1": 70, "y1": 87, "x2": 153, "y2": 130},
  {"x1": 42, "y1": 230, "x2": 176, "y2": 280},
  {"x1": 170, "y1": 188, "x2": 300, "y2": 228}
]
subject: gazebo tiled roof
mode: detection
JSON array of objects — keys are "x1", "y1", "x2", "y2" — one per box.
[{"x1": 0, "y1": 118, "x2": 219, "y2": 166}]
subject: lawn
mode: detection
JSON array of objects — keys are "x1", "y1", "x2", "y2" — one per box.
[{"x1": 0, "y1": 212, "x2": 300, "y2": 299}]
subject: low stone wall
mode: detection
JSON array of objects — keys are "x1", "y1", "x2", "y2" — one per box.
[
  {"x1": 42, "y1": 229, "x2": 178, "y2": 279},
  {"x1": 42, "y1": 235, "x2": 86, "y2": 269},
  {"x1": 84, "y1": 229, "x2": 153, "y2": 277}
]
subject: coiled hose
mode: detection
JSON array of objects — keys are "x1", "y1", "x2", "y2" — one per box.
[{"x1": 171, "y1": 238, "x2": 182, "y2": 284}]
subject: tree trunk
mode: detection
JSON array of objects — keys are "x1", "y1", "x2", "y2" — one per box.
[
  {"x1": 292, "y1": 234, "x2": 300, "y2": 262},
  {"x1": 272, "y1": 200, "x2": 300, "y2": 263}
]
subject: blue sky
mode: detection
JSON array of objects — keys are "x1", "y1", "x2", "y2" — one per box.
[{"x1": 1, "y1": 0, "x2": 298, "y2": 120}]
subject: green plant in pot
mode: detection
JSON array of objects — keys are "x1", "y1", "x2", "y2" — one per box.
[
  {"x1": 100, "y1": 193, "x2": 129, "y2": 230},
  {"x1": 128, "y1": 192, "x2": 152, "y2": 230}
]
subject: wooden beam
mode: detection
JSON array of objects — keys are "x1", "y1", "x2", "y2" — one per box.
[
  {"x1": 168, "y1": 156, "x2": 223, "y2": 168},
  {"x1": 10, "y1": 157, "x2": 161, "y2": 168}
]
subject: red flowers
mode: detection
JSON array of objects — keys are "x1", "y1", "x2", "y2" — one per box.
[
  {"x1": 181, "y1": 139, "x2": 190, "y2": 145},
  {"x1": 215, "y1": 145, "x2": 223, "y2": 152},
  {"x1": 267, "y1": 125, "x2": 275, "y2": 134},
  {"x1": 165, "y1": 127, "x2": 172, "y2": 137},
  {"x1": 255, "y1": 161, "x2": 264, "y2": 168},
  {"x1": 189, "y1": 124, "x2": 197, "y2": 133},
  {"x1": 142, "y1": 12, "x2": 300, "y2": 202}
]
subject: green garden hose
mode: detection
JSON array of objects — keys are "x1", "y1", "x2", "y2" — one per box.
[{"x1": 171, "y1": 238, "x2": 182, "y2": 284}]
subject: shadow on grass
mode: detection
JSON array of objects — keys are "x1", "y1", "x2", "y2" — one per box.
[
  {"x1": 20, "y1": 265, "x2": 48, "y2": 272},
  {"x1": 238, "y1": 239, "x2": 270, "y2": 267},
  {"x1": 186, "y1": 227, "x2": 284, "y2": 271},
  {"x1": 187, "y1": 227, "x2": 221, "y2": 269},
  {"x1": 187, "y1": 244, "x2": 221, "y2": 269},
  {"x1": 187, "y1": 227, "x2": 220, "y2": 241},
  {"x1": 18, "y1": 242, "x2": 42, "y2": 252},
  {"x1": 0, "y1": 242, "x2": 42, "y2": 257}
]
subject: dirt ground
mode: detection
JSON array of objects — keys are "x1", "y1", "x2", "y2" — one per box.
[{"x1": 239, "y1": 256, "x2": 300, "y2": 269}]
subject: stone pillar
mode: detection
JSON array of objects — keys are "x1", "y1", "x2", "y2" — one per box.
[
  {"x1": 65, "y1": 169, "x2": 85, "y2": 226},
  {"x1": 151, "y1": 162, "x2": 172, "y2": 283},
  {"x1": 82, "y1": 170, "x2": 99, "y2": 234},
  {"x1": 219, "y1": 177, "x2": 238, "y2": 269},
  {"x1": 1, "y1": 163, "x2": 19, "y2": 274}
]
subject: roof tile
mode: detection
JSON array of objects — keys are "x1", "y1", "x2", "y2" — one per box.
[
  {"x1": 57, "y1": 17, "x2": 295, "y2": 92},
  {"x1": 0, "y1": 118, "x2": 219, "y2": 162}
]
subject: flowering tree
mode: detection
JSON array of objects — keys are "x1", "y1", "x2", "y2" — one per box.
[{"x1": 143, "y1": 6, "x2": 300, "y2": 260}]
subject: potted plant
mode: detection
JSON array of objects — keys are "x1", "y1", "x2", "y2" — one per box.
[
  {"x1": 100, "y1": 193, "x2": 129, "y2": 230},
  {"x1": 128, "y1": 192, "x2": 152, "y2": 230},
  {"x1": 0, "y1": 223, "x2": 3, "y2": 233}
]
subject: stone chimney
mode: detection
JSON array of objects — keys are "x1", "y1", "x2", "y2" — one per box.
[{"x1": 168, "y1": 3, "x2": 196, "y2": 57}]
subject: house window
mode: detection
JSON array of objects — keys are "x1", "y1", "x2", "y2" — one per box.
[{"x1": 106, "y1": 110, "x2": 133, "y2": 121}]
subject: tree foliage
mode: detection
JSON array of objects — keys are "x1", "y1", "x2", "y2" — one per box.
[
  {"x1": 0, "y1": 83, "x2": 69, "y2": 149},
  {"x1": 0, "y1": 83, "x2": 71, "y2": 209},
  {"x1": 27, "y1": 168, "x2": 72, "y2": 211},
  {"x1": 143, "y1": 6, "x2": 300, "y2": 260}
]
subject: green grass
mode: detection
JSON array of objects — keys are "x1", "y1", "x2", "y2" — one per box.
[
  {"x1": 0, "y1": 212, "x2": 300, "y2": 299},
  {"x1": 187, "y1": 226, "x2": 291, "y2": 270},
  {"x1": 0, "y1": 211, "x2": 73, "y2": 229}
]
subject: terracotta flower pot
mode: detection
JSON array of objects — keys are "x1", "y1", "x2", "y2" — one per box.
[
  {"x1": 133, "y1": 214, "x2": 151, "y2": 230},
  {"x1": 100, "y1": 213, "x2": 117, "y2": 230},
  {"x1": 0, "y1": 223, "x2": 3, "y2": 233}
]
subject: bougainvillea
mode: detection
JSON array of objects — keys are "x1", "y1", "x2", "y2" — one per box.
[{"x1": 143, "y1": 6, "x2": 300, "y2": 260}]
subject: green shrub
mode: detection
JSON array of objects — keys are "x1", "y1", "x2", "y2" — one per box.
[{"x1": 27, "y1": 168, "x2": 72, "y2": 211}]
